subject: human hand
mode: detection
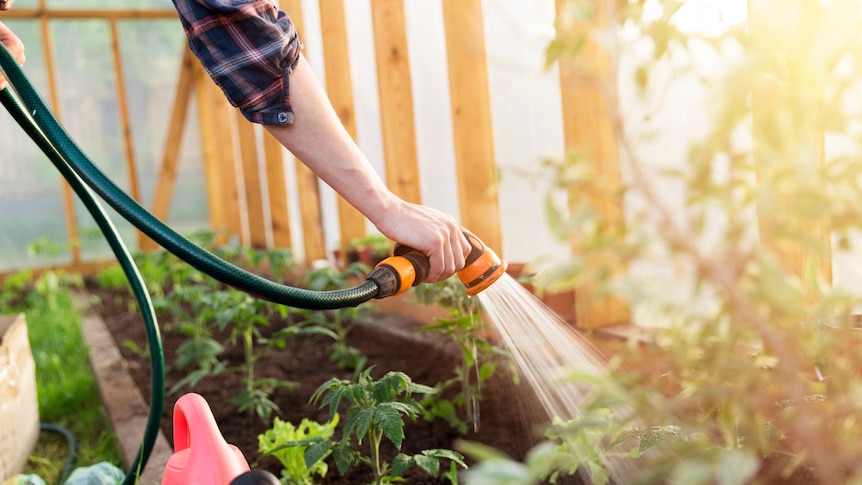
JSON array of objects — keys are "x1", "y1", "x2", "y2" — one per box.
[
  {"x1": 0, "y1": 21, "x2": 25, "y2": 90},
  {"x1": 373, "y1": 200, "x2": 471, "y2": 283}
]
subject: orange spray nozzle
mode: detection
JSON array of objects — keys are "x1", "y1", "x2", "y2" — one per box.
[{"x1": 367, "y1": 229, "x2": 506, "y2": 299}]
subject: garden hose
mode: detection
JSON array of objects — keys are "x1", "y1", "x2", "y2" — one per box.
[
  {"x1": 39, "y1": 422, "x2": 78, "y2": 484},
  {"x1": 0, "y1": 85, "x2": 164, "y2": 485}
]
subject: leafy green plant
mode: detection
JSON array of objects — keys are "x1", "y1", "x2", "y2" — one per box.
[
  {"x1": 411, "y1": 277, "x2": 512, "y2": 434},
  {"x1": 464, "y1": 0, "x2": 862, "y2": 483},
  {"x1": 309, "y1": 367, "x2": 467, "y2": 484},
  {"x1": 258, "y1": 414, "x2": 340, "y2": 485}
]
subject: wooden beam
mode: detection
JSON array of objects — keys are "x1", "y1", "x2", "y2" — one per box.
[
  {"x1": 441, "y1": 0, "x2": 502, "y2": 251},
  {"x1": 0, "y1": 260, "x2": 116, "y2": 285},
  {"x1": 319, "y1": 0, "x2": 366, "y2": 249},
  {"x1": 108, "y1": 19, "x2": 146, "y2": 250},
  {"x1": 146, "y1": 48, "x2": 195, "y2": 250},
  {"x1": 555, "y1": 0, "x2": 630, "y2": 329},
  {"x1": 236, "y1": 113, "x2": 267, "y2": 248},
  {"x1": 211, "y1": 80, "x2": 244, "y2": 244},
  {"x1": 193, "y1": 63, "x2": 227, "y2": 238},
  {"x1": 2, "y1": 9, "x2": 178, "y2": 20},
  {"x1": 370, "y1": 0, "x2": 421, "y2": 203},
  {"x1": 749, "y1": 0, "x2": 831, "y2": 301},
  {"x1": 280, "y1": 0, "x2": 326, "y2": 261},
  {"x1": 262, "y1": 132, "x2": 292, "y2": 250},
  {"x1": 39, "y1": 15, "x2": 81, "y2": 264}
]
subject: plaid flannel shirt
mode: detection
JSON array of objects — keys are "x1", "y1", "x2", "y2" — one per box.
[{"x1": 173, "y1": 0, "x2": 302, "y2": 125}]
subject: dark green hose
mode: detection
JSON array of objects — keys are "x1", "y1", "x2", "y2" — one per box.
[
  {"x1": 0, "y1": 86, "x2": 164, "y2": 485},
  {"x1": 0, "y1": 45, "x2": 380, "y2": 310}
]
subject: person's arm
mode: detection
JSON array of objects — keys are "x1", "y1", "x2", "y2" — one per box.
[
  {"x1": 263, "y1": 55, "x2": 470, "y2": 283},
  {"x1": 0, "y1": 21, "x2": 25, "y2": 90},
  {"x1": 174, "y1": 0, "x2": 470, "y2": 282}
]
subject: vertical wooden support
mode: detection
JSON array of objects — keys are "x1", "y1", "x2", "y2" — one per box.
[
  {"x1": 278, "y1": 0, "x2": 327, "y2": 261},
  {"x1": 749, "y1": 0, "x2": 831, "y2": 300},
  {"x1": 39, "y1": 12, "x2": 81, "y2": 263},
  {"x1": 146, "y1": 48, "x2": 195, "y2": 250},
  {"x1": 108, "y1": 19, "x2": 146, "y2": 250},
  {"x1": 262, "y1": 133, "x2": 292, "y2": 250},
  {"x1": 193, "y1": 63, "x2": 228, "y2": 237},
  {"x1": 441, "y1": 0, "x2": 502, "y2": 251},
  {"x1": 318, "y1": 0, "x2": 366, "y2": 248},
  {"x1": 236, "y1": 113, "x2": 267, "y2": 248},
  {"x1": 370, "y1": 0, "x2": 421, "y2": 203},
  {"x1": 555, "y1": 0, "x2": 630, "y2": 329},
  {"x1": 211, "y1": 80, "x2": 244, "y2": 243}
]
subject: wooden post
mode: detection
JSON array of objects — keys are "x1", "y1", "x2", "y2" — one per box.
[
  {"x1": 749, "y1": 0, "x2": 831, "y2": 299},
  {"x1": 146, "y1": 48, "x2": 195, "y2": 250},
  {"x1": 236, "y1": 113, "x2": 267, "y2": 248},
  {"x1": 278, "y1": 0, "x2": 327, "y2": 261},
  {"x1": 193, "y1": 63, "x2": 228, "y2": 239},
  {"x1": 555, "y1": 0, "x2": 630, "y2": 329},
  {"x1": 371, "y1": 0, "x2": 421, "y2": 203},
  {"x1": 441, "y1": 0, "x2": 502, "y2": 251},
  {"x1": 39, "y1": 11, "x2": 81, "y2": 263},
  {"x1": 108, "y1": 19, "x2": 146, "y2": 250},
  {"x1": 318, "y1": 0, "x2": 366, "y2": 250}
]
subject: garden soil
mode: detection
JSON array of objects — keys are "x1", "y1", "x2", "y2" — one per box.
[{"x1": 89, "y1": 283, "x2": 818, "y2": 485}]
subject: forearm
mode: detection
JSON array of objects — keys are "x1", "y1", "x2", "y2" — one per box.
[{"x1": 263, "y1": 54, "x2": 398, "y2": 228}]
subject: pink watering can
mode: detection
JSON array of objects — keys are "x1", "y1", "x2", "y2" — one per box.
[{"x1": 161, "y1": 393, "x2": 250, "y2": 485}]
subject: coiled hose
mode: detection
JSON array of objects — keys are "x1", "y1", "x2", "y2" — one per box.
[{"x1": 0, "y1": 44, "x2": 382, "y2": 482}]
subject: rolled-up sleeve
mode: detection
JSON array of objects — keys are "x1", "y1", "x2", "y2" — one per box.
[{"x1": 172, "y1": 0, "x2": 302, "y2": 125}]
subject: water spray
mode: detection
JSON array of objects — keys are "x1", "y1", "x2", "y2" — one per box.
[{"x1": 367, "y1": 229, "x2": 507, "y2": 298}]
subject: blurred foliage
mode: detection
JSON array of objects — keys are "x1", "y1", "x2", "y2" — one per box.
[{"x1": 466, "y1": 0, "x2": 862, "y2": 484}]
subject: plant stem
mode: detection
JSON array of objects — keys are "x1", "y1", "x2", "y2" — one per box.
[
  {"x1": 370, "y1": 428, "x2": 384, "y2": 485},
  {"x1": 243, "y1": 328, "x2": 254, "y2": 397}
]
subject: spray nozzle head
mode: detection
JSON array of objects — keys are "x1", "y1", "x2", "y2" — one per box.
[{"x1": 366, "y1": 229, "x2": 506, "y2": 299}]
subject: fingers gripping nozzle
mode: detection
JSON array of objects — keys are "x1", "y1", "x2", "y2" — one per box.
[{"x1": 366, "y1": 229, "x2": 506, "y2": 299}]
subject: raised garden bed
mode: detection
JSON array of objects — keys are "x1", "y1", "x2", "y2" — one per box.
[{"x1": 87, "y1": 282, "x2": 568, "y2": 484}]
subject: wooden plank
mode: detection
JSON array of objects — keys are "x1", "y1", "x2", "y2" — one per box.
[
  {"x1": 109, "y1": 19, "x2": 146, "y2": 250},
  {"x1": 0, "y1": 260, "x2": 115, "y2": 284},
  {"x1": 279, "y1": 0, "x2": 327, "y2": 261},
  {"x1": 262, "y1": 132, "x2": 292, "y2": 250},
  {"x1": 192, "y1": 63, "x2": 227, "y2": 237},
  {"x1": 39, "y1": 16, "x2": 81, "y2": 264},
  {"x1": 370, "y1": 0, "x2": 421, "y2": 203},
  {"x1": 440, "y1": 0, "x2": 502, "y2": 251},
  {"x1": 210, "y1": 79, "x2": 244, "y2": 244},
  {"x1": 2, "y1": 9, "x2": 178, "y2": 20},
  {"x1": 749, "y1": 0, "x2": 831, "y2": 301},
  {"x1": 318, "y1": 0, "x2": 366, "y2": 249},
  {"x1": 554, "y1": 0, "x2": 629, "y2": 329},
  {"x1": 236, "y1": 113, "x2": 267, "y2": 248},
  {"x1": 146, "y1": 48, "x2": 195, "y2": 250}
]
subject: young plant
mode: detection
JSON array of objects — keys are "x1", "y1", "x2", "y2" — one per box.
[
  {"x1": 411, "y1": 277, "x2": 512, "y2": 434},
  {"x1": 258, "y1": 414, "x2": 340, "y2": 485},
  {"x1": 309, "y1": 367, "x2": 467, "y2": 484}
]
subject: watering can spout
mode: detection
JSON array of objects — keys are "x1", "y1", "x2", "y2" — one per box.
[
  {"x1": 367, "y1": 228, "x2": 507, "y2": 298},
  {"x1": 161, "y1": 393, "x2": 250, "y2": 485}
]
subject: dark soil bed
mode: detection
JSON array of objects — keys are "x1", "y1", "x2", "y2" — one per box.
[
  {"x1": 88, "y1": 280, "x2": 820, "y2": 485},
  {"x1": 88, "y1": 284, "x2": 558, "y2": 484}
]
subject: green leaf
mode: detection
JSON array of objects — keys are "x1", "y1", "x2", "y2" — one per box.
[
  {"x1": 414, "y1": 453, "x2": 439, "y2": 476},
  {"x1": 375, "y1": 406, "x2": 405, "y2": 449},
  {"x1": 304, "y1": 440, "x2": 332, "y2": 470},
  {"x1": 391, "y1": 453, "x2": 414, "y2": 477},
  {"x1": 333, "y1": 444, "x2": 356, "y2": 476},
  {"x1": 347, "y1": 408, "x2": 374, "y2": 441}
]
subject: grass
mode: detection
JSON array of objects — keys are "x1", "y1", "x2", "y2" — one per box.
[{"x1": 1, "y1": 271, "x2": 124, "y2": 483}]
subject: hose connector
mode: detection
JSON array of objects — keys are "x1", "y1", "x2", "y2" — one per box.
[{"x1": 367, "y1": 229, "x2": 506, "y2": 299}]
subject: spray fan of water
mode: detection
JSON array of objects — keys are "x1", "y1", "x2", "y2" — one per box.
[{"x1": 476, "y1": 273, "x2": 643, "y2": 484}]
